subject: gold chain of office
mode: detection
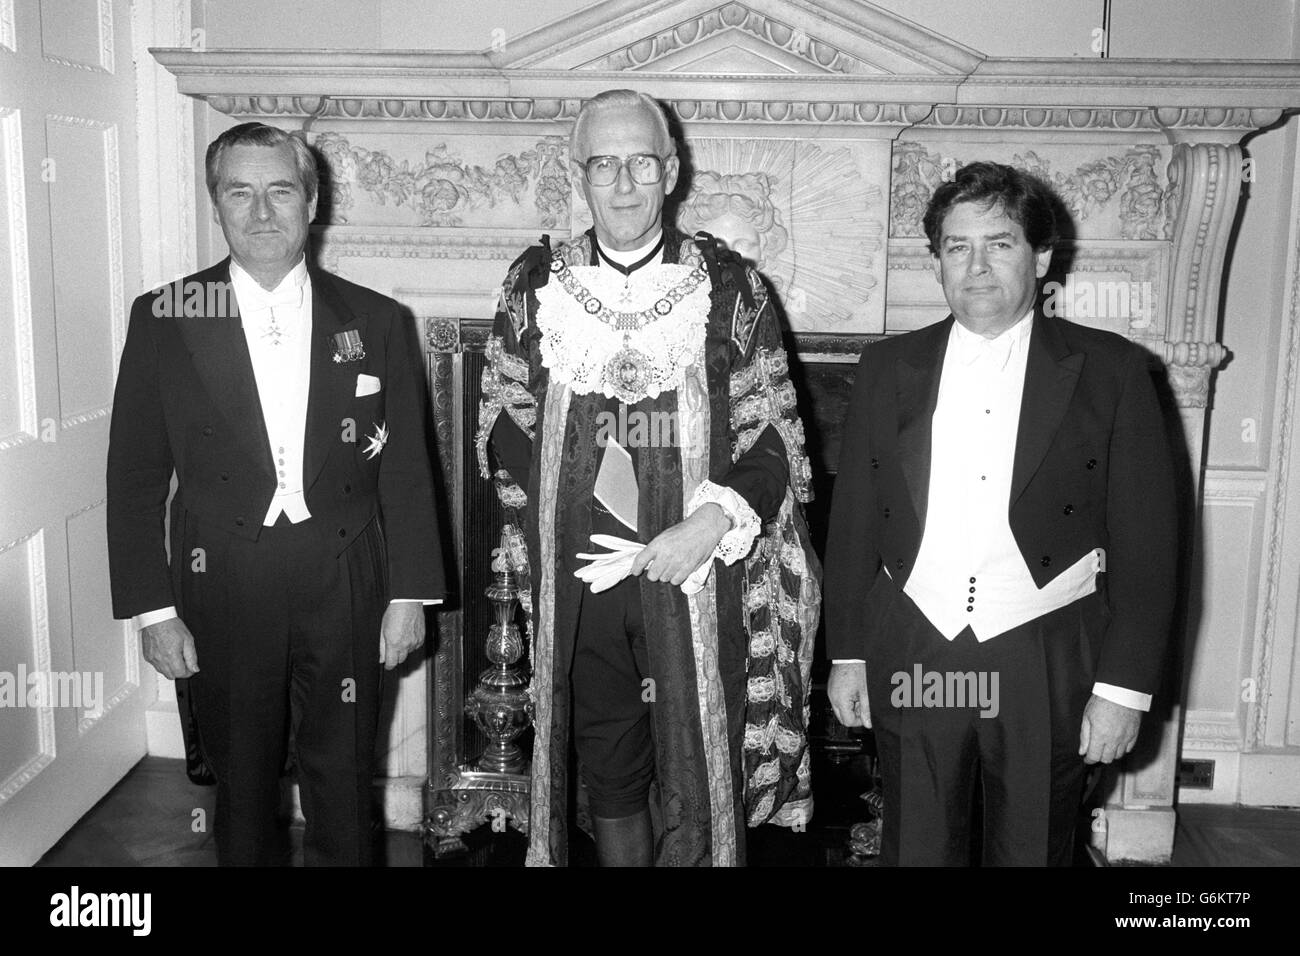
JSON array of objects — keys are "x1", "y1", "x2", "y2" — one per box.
[{"x1": 548, "y1": 255, "x2": 710, "y2": 331}]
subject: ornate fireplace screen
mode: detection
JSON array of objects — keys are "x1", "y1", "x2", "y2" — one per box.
[{"x1": 152, "y1": 0, "x2": 1299, "y2": 864}]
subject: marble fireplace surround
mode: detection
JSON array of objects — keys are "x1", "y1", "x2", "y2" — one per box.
[{"x1": 152, "y1": 0, "x2": 1300, "y2": 862}]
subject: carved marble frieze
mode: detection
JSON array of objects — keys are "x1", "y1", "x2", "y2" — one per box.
[
  {"x1": 206, "y1": 95, "x2": 578, "y2": 122},
  {"x1": 314, "y1": 229, "x2": 531, "y2": 268},
  {"x1": 891, "y1": 141, "x2": 1174, "y2": 242},
  {"x1": 200, "y1": 94, "x2": 1288, "y2": 143},
  {"x1": 915, "y1": 105, "x2": 1279, "y2": 135},
  {"x1": 312, "y1": 132, "x2": 570, "y2": 229},
  {"x1": 576, "y1": 1, "x2": 881, "y2": 75},
  {"x1": 502, "y1": 0, "x2": 982, "y2": 76}
]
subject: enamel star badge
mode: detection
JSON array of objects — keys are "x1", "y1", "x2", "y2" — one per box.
[{"x1": 362, "y1": 421, "x2": 388, "y2": 460}]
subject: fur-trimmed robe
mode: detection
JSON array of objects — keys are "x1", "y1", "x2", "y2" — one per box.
[{"x1": 478, "y1": 227, "x2": 820, "y2": 866}]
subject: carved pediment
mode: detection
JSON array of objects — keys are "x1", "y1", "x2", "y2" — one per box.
[{"x1": 495, "y1": 0, "x2": 983, "y2": 76}]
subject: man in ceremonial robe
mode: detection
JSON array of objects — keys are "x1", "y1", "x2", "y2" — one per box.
[
  {"x1": 479, "y1": 89, "x2": 820, "y2": 866},
  {"x1": 825, "y1": 162, "x2": 1178, "y2": 865}
]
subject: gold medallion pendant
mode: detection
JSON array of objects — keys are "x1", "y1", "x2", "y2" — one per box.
[{"x1": 605, "y1": 347, "x2": 652, "y2": 404}]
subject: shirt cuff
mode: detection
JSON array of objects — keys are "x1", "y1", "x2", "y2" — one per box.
[
  {"x1": 133, "y1": 606, "x2": 178, "y2": 630},
  {"x1": 390, "y1": 599, "x2": 444, "y2": 606},
  {"x1": 832, "y1": 659, "x2": 866, "y2": 665},
  {"x1": 1092, "y1": 682, "x2": 1152, "y2": 712},
  {"x1": 687, "y1": 480, "x2": 761, "y2": 566}
]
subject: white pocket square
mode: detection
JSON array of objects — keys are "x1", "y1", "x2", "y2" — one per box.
[{"x1": 355, "y1": 373, "x2": 382, "y2": 397}]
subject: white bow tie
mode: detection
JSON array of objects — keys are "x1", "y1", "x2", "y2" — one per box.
[
  {"x1": 955, "y1": 328, "x2": 1016, "y2": 371},
  {"x1": 240, "y1": 282, "x2": 303, "y2": 314},
  {"x1": 241, "y1": 281, "x2": 304, "y2": 346}
]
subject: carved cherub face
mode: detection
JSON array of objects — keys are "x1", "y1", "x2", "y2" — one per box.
[
  {"x1": 677, "y1": 171, "x2": 786, "y2": 269},
  {"x1": 574, "y1": 105, "x2": 679, "y2": 252},
  {"x1": 706, "y1": 212, "x2": 762, "y2": 263}
]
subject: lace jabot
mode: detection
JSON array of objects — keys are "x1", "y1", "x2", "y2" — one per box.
[{"x1": 534, "y1": 256, "x2": 712, "y2": 404}]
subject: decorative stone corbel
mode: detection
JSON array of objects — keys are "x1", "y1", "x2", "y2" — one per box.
[
  {"x1": 1162, "y1": 138, "x2": 1242, "y2": 411},
  {"x1": 1157, "y1": 111, "x2": 1284, "y2": 412}
]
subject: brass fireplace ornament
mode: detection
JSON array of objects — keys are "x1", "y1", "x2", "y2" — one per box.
[
  {"x1": 427, "y1": 524, "x2": 534, "y2": 856},
  {"x1": 466, "y1": 528, "x2": 534, "y2": 774}
]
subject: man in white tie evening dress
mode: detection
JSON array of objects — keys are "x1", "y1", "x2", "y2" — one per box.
[
  {"x1": 107, "y1": 123, "x2": 446, "y2": 865},
  {"x1": 824, "y1": 162, "x2": 1178, "y2": 866}
]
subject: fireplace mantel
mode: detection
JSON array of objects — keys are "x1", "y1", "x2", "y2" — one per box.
[
  {"x1": 153, "y1": 49, "x2": 1296, "y2": 136},
  {"x1": 152, "y1": 48, "x2": 1300, "y2": 108}
]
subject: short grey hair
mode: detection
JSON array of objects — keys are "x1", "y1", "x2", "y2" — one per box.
[
  {"x1": 205, "y1": 122, "x2": 319, "y2": 202},
  {"x1": 571, "y1": 89, "x2": 677, "y2": 161}
]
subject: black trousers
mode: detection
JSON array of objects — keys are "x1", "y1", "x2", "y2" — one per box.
[
  {"x1": 864, "y1": 577, "x2": 1104, "y2": 866},
  {"x1": 570, "y1": 506, "x2": 656, "y2": 819},
  {"x1": 179, "y1": 510, "x2": 387, "y2": 866},
  {"x1": 571, "y1": 575, "x2": 657, "y2": 818}
]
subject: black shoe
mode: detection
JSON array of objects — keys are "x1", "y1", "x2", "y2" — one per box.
[
  {"x1": 176, "y1": 676, "x2": 216, "y2": 786},
  {"x1": 185, "y1": 741, "x2": 216, "y2": 786}
]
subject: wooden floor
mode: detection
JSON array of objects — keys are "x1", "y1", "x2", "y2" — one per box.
[
  {"x1": 35, "y1": 756, "x2": 422, "y2": 867},
  {"x1": 35, "y1": 756, "x2": 1300, "y2": 867},
  {"x1": 1167, "y1": 803, "x2": 1300, "y2": 867}
]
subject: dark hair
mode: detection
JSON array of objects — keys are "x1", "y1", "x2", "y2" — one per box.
[
  {"x1": 204, "y1": 122, "x2": 318, "y2": 202},
  {"x1": 922, "y1": 161, "x2": 1057, "y2": 254}
]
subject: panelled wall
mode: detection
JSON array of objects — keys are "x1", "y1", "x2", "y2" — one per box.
[{"x1": 0, "y1": 0, "x2": 155, "y2": 866}]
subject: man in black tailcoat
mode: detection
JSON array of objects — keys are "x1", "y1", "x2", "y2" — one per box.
[{"x1": 107, "y1": 122, "x2": 445, "y2": 865}]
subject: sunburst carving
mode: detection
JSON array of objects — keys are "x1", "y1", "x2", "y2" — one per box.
[{"x1": 676, "y1": 137, "x2": 885, "y2": 332}]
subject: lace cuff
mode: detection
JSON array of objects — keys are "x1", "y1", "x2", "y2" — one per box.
[{"x1": 687, "y1": 479, "x2": 761, "y2": 565}]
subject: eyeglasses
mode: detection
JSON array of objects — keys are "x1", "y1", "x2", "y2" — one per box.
[{"x1": 580, "y1": 153, "x2": 668, "y2": 187}]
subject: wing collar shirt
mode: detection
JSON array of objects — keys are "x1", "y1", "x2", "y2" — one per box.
[
  {"x1": 231, "y1": 256, "x2": 314, "y2": 528},
  {"x1": 874, "y1": 312, "x2": 1148, "y2": 711}
]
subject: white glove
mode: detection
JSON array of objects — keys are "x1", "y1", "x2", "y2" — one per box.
[
  {"x1": 577, "y1": 535, "x2": 722, "y2": 595},
  {"x1": 574, "y1": 534, "x2": 643, "y2": 593},
  {"x1": 679, "y1": 558, "x2": 714, "y2": 595},
  {"x1": 575, "y1": 534, "x2": 716, "y2": 595}
]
